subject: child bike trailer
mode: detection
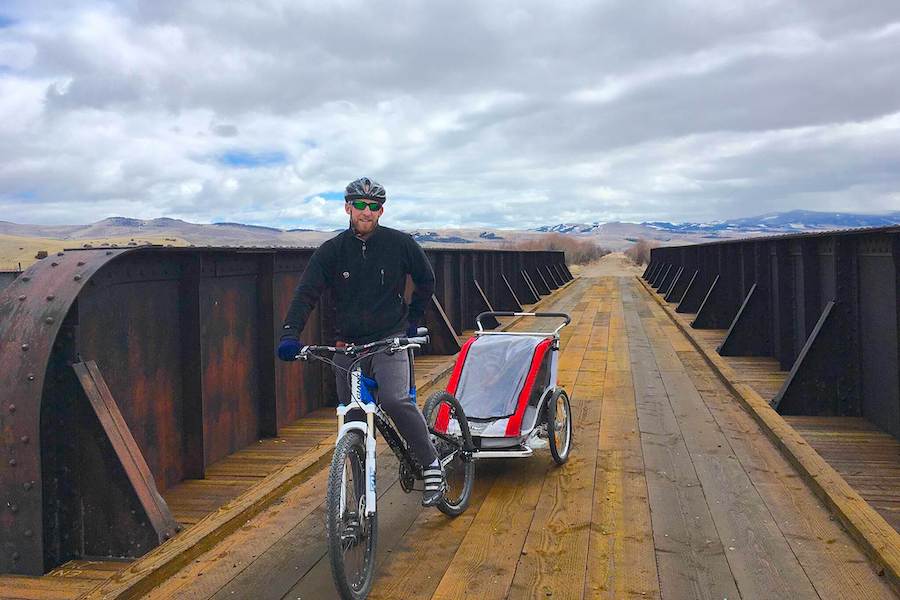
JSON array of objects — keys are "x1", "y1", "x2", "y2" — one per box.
[{"x1": 433, "y1": 311, "x2": 573, "y2": 465}]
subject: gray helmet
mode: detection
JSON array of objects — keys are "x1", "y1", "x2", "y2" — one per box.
[{"x1": 344, "y1": 177, "x2": 386, "y2": 203}]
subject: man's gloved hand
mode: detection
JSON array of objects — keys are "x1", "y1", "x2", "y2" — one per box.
[
  {"x1": 277, "y1": 337, "x2": 302, "y2": 361},
  {"x1": 406, "y1": 322, "x2": 419, "y2": 338}
]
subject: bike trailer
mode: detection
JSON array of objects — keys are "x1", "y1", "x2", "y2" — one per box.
[{"x1": 435, "y1": 312, "x2": 572, "y2": 459}]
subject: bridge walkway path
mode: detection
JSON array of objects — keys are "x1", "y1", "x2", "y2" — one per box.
[{"x1": 137, "y1": 275, "x2": 895, "y2": 599}]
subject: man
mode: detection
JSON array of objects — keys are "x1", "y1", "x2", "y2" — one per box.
[{"x1": 276, "y1": 177, "x2": 444, "y2": 506}]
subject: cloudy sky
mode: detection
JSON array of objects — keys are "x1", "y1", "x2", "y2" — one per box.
[{"x1": 1, "y1": 1, "x2": 899, "y2": 231}]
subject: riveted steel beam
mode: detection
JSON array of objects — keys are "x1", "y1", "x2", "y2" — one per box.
[{"x1": 0, "y1": 247, "x2": 131, "y2": 574}]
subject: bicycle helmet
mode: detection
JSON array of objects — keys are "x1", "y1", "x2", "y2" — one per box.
[{"x1": 344, "y1": 177, "x2": 386, "y2": 203}]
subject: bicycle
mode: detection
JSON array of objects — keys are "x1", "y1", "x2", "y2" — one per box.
[{"x1": 297, "y1": 329, "x2": 476, "y2": 600}]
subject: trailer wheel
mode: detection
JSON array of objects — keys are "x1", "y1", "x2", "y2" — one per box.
[{"x1": 547, "y1": 388, "x2": 572, "y2": 465}]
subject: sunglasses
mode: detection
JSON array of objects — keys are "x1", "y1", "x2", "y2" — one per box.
[{"x1": 349, "y1": 200, "x2": 383, "y2": 211}]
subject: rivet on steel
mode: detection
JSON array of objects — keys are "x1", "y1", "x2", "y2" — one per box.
[
  {"x1": 18, "y1": 295, "x2": 25, "y2": 301},
  {"x1": 21, "y1": 276, "x2": 30, "y2": 281},
  {"x1": 21, "y1": 343, "x2": 29, "y2": 351},
  {"x1": 77, "y1": 261, "x2": 85, "y2": 266},
  {"x1": 51, "y1": 262, "x2": 58, "y2": 267},
  {"x1": 8, "y1": 404, "x2": 15, "y2": 413},
  {"x1": 20, "y1": 436, "x2": 29, "y2": 444},
  {"x1": 9, "y1": 459, "x2": 16, "y2": 466},
  {"x1": 9, "y1": 504, "x2": 18, "y2": 513},
  {"x1": 27, "y1": 374, "x2": 35, "y2": 381},
  {"x1": 24, "y1": 529, "x2": 32, "y2": 537},
  {"x1": 46, "y1": 294, "x2": 55, "y2": 301},
  {"x1": 12, "y1": 552, "x2": 20, "y2": 561},
  {"x1": 23, "y1": 482, "x2": 32, "y2": 491},
  {"x1": 45, "y1": 316, "x2": 54, "y2": 324}
]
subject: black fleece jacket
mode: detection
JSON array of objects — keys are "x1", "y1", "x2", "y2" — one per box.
[{"x1": 281, "y1": 225, "x2": 435, "y2": 344}]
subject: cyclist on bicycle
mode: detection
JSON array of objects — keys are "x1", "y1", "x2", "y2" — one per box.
[{"x1": 277, "y1": 177, "x2": 445, "y2": 506}]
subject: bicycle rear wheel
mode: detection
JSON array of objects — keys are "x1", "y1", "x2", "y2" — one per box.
[
  {"x1": 326, "y1": 430, "x2": 377, "y2": 600},
  {"x1": 423, "y1": 391, "x2": 475, "y2": 516}
]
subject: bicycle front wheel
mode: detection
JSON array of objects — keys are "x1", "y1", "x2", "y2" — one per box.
[{"x1": 326, "y1": 430, "x2": 377, "y2": 600}]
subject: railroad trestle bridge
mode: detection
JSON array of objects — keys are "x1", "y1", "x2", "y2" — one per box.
[{"x1": 0, "y1": 232, "x2": 898, "y2": 599}]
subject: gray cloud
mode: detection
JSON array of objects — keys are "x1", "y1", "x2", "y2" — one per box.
[{"x1": 1, "y1": 0, "x2": 899, "y2": 230}]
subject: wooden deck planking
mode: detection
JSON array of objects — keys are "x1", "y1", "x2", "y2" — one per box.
[
  {"x1": 787, "y1": 416, "x2": 900, "y2": 532},
  {"x1": 631, "y1": 282, "x2": 823, "y2": 599},
  {"x1": 636, "y1": 278, "x2": 897, "y2": 599},
  {"x1": 505, "y1": 296, "x2": 605, "y2": 598},
  {"x1": 0, "y1": 562, "x2": 131, "y2": 600},
  {"x1": 665, "y1": 290, "x2": 900, "y2": 544},
  {"x1": 623, "y1": 299, "x2": 741, "y2": 599},
  {"x1": 669, "y1": 311, "x2": 789, "y2": 400},
  {"x1": 583, "y1": 281, "x2": 661, "y2": 599}
]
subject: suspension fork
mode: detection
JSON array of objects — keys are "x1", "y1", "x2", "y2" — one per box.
[{"x1": 336, "y1": 368, "x2": 378, "y2": 516}]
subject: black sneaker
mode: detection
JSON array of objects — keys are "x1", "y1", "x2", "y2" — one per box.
[{"x1": 422, "y1": 465, "x2": 444, "y2": 507}]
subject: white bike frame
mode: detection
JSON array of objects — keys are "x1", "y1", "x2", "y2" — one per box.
[
  {"x1": 335, "y1": 368, "x2": 389, "y2": 517},
  {"x1": 315, "y1": 334, "x2": 426, "y2": 519}
]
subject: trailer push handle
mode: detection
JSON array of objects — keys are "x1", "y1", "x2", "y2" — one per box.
[{"x1": 475, "y1": 311, "x2": 572, "y2": 332}]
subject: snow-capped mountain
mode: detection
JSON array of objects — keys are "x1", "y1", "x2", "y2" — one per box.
[
  {"x1": 534, "y1": 223, "x2": 602, "y2": 234},
  {"x1": 537, "y1": 210, "x2": 900, "y2": 237}
]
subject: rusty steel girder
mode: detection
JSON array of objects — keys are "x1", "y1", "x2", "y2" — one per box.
[
  {"x1": 0, "y1": 245, "x2": 570, "y2": 575},
  {"x1": 647, "y1": 226, "x2": 900, "y2": 438},
  {"x1": 0, "y1": 248, "x2": 130, "y2": 574}
]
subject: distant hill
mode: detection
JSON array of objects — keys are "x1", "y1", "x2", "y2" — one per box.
[
  {"x1": 0, "y1": 217, "x2": 334, "y2": 247},
  {"x1": 533, "y1": 210, "x2": 900, "y2": 249},
  {"x1": 2, "y1": 210, "x2": 897, "y2": 258}
]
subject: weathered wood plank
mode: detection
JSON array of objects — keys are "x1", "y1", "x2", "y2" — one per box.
[
  {"x1": 584, "y1": 288, "x2": 661, "y2": 599},
  {"x1": 368, "y1": 466, "x2": 501, "y2": 600},
  {"x1": 668, "y1": 330, "x2": 896, "y2": 598},
  {"x1": 628, "y1": 281, "x2": 821, "y2": 599},
  {"x1": 636, "y1": 276, "x2": 900, "y2": 598},
  {"x1": 507, "y1": 300, "x2": 604, "y2": 598},
  {"x1": 623, "y1": 302, "x2": 741, "y2": 600}
]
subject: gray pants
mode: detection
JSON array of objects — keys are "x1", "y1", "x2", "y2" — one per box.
[{"x1": 333, "y1": 344, "x2": 438, "y2": 466}]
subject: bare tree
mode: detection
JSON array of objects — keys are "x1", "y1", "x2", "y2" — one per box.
[{"x1": 624, "y1": 238, "x2": 659, "y2": 265}]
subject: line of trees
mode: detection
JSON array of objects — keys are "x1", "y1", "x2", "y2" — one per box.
[{"x1": 504, "y1": 233, "x2": 611, "y2": 265}]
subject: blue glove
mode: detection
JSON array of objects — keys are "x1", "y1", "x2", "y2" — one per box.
[
  {"x1": 277, "y1": 337, "x2": 302, "y2": 361},
  {"x1": 406, "y1": 322, "x2": 419, "y2": 338}
]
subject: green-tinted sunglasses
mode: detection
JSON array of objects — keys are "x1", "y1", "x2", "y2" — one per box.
[{"x1": 349, "y1": 200, "x2": 382, "y2": 211}]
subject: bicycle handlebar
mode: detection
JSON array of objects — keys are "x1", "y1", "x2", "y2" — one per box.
[{"x1": 297, "y1": 331, "x2": 430, "y2": 360}]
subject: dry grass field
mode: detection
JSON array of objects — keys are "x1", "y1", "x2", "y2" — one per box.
[{"x1": 0, "y1": 233, "x2": 190, "y2": 271}]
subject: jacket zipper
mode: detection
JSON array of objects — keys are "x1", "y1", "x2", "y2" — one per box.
[
  {"x1": 381, "y1": 268, "x2": 384, "y2": 285},
  {"x1": 361, "y1": 242, "x2": 367, "y2": 259}
]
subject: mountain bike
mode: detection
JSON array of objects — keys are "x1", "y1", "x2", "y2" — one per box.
[{"x1": 297, "y1": 330, "x2": 476, "y2": 600}]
